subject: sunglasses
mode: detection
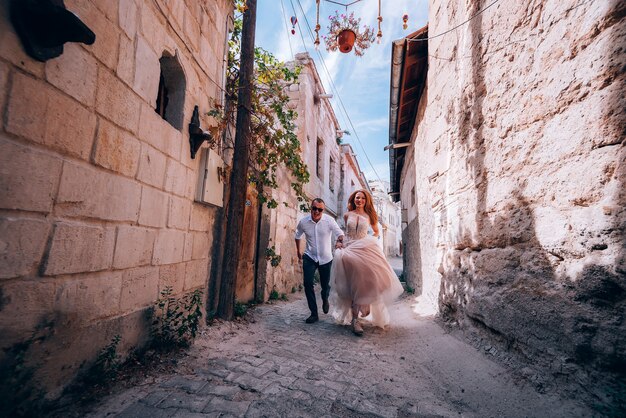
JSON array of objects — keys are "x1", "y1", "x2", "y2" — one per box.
[{"x1": 311, "y1": 206, "x2": 324, "y2": 213}]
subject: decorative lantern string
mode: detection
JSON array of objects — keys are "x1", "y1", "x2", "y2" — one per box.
[
  {"x1": 376, "y1": 0, "x2": 383, "y2": 44},
  {"x1": 314, "y1": 0, "x2": 321, "y2": 50},
  {"x1": 290, "y1": 15, "x2": 298, "y2": 34}
]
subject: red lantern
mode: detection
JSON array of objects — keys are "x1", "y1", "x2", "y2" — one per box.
[{"x1": 290, "y1": 16, "x2": 297, "y2": 35}]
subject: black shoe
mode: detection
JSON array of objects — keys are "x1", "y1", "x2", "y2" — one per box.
[
  {"x1": 322, "y1": 299, "x2": 329, "y2": 314},
  {"x1": 305, "y1": 315, "x2": 319, "y2": 324}
]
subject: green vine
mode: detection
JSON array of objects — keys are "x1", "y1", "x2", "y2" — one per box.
[
  {"x1": 265, "y1": 245, "x2": 282, "y2": 267},
  {"x1": 209, "y1": 1, "x2": 310, "y2": 211},
  {"x1": 151, "y1": 287, "x2": 203, "y2": 349},
  {"x1": 84, "y1": 335, "x2": 122, "y2": 384}
]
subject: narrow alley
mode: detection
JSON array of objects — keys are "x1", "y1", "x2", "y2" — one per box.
[
  {"x1": 77, "y1": 291, "x2": 591, "y2": 418},
  {"x1": 1, "y1": 0, "x2": 624, "y2": 416}
]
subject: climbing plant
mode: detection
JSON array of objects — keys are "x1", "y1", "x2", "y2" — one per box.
[
  {"x1": 209, "y1": 1, "x2": 310, "y2": 211},
  {"x1": 151, "y1": 287, "x2": 203, "y2": 349}
]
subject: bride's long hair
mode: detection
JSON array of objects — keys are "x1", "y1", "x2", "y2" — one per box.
[{"x1": 347, "y1": 189, "x2": 378, "y2": 225}]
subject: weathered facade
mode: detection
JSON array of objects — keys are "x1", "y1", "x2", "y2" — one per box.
[
  {"x1": 369, "y1": 180, "x2": 402, "y2": 257},
  {"x1": 390, "y1": 0, "x2": 625, "y2": 407},
  {"x1": 293, "y1": 53, "x2": 343, "y2": 216},
  {"x1": 0, "y1": 0, "x2": 233, "y2": 395},
  {"x1": 338, "y1": 143, "x2": 370, "y2": 224},
  {"x1": 255, "y1": 52, "x2": 344, "y2": 299}
]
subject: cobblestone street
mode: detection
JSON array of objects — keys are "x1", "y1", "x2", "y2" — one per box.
[{"x1": 81, "y1": 292, "x2": 591, "y2": 417}]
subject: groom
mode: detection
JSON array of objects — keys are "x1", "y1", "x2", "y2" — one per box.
[{"x1": 294, "y1": 198, "x2": 344, "y2": 324}]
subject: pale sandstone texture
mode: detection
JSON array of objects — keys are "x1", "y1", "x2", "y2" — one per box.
[
  {"x1": 400, "y1": 0, "x2": 625, "y2": 409},
  {"x1": 0, "y1": 0, "x2": 233, "y2": 397}
]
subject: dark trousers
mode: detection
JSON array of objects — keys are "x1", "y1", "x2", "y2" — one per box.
[{"x1": 302, "y1": 254, "x2": 331, "y2": 316}]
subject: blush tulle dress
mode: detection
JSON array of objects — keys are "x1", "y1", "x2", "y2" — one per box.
[{"x1": 330, "y1": 212, "x2": 404, "y2": 328}]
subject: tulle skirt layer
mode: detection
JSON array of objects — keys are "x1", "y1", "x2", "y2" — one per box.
[{"x1": 329, "y1": 236, "x2": 404, "y2": 328}]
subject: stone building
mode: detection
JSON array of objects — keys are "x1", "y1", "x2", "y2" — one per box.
[
  {"x1": 389, "y1": 0, "x2": 625, "y2": 407},
  {"x1": 338, "y1": 143, "x2": 370, "y2": 224},
  {"x1": 255, "y1": 52, "x2": 345, "y2": 299},
  {"x1": 255, "y1": 53, "x2": 374, "y2": 299},
  {"x1": 369, "y1": 179, "x2": 401, "y2": 256},
  {"x1": 0, "y1": 0, "x2": 233, "y2": 395},
  {"x1": 286, "y1": 53, "x2": 343, "y2": 217}
]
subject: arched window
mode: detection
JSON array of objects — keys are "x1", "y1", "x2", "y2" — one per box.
[{"x1": 155, "y1": 53, "x2": 186, "y2": 130}]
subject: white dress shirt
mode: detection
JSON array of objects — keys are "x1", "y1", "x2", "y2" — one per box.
[{"x1": 295, "y1": 214, "x2": 344, "y2": 264}]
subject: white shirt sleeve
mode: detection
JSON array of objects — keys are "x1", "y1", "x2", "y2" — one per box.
[
  {"x1": 330, "y1": 217, "x2": 344, "y2": 239},
  {"x1": 294, "y1": 218, "x2": 305, "y2": 239}
]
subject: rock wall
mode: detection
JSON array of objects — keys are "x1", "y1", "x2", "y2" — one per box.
[
  {"x1": 0, "y1": 0, "x2": 232, "y2": 395},
  {"x1": 405, "y1": 0, "x2": 625, "y2": 406}
]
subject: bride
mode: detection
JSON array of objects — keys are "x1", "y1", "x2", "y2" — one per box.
[{"x1": 330, "y1": 189, "x2": 404, "y2": 336}]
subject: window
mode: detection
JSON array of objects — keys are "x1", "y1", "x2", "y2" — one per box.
[
  {"x1": 329, "y1": 155, "x2": 336, "y2": 192},
  {"x1": 316, "y1": 138, "x2": 324, "y2": 180},
  {"x1": 155, "y1": 53, "x2": 186, "y2": 130}
]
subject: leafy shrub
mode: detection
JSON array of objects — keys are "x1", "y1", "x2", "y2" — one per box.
[
  {"x1": 151, "y1": 287, "x2": 203, "y2": 349},
  {"x1": 234, "y1": 302, "x2": 248, "y2": 318},
  {"x1": 82, "y1": 335, "x2": 122, "y2": 385},
  {"x1": 0, "y1": 322, "x2": 53, "y2": 417},
  {"x1": 265, "y1": 246, "x2": 282, "y2": 267}
]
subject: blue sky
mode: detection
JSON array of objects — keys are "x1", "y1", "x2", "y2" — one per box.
[{"x1": 255, "y1": 0, "x2": 428, "y2": 183}]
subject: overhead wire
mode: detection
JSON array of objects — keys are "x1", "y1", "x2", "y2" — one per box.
[
  {"x1": 286, "y1": 0, "x2": 516, "y2": 182},
  {"x1": 289, "y1": 0, "x2": 311, "y2": 53},
  {"x1": 279, "y1": 0, "x2": 295, "y2": 60},
  {"x1": 287, "y1": 0, "x2": 352, "y2": 144},
  {"x1": 406, "y1": 0, "x2": 502, "y2": 42},
  {"x1": 293, "y1": 0, "x2": 385, "y2": 184},
  {"x1": 324, "y1": 0, "x2": 364, "y2": 9}
]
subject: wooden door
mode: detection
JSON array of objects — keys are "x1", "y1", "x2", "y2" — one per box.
[{"x1": 235, "y1": 184, "x2": 259, "y2": 303}]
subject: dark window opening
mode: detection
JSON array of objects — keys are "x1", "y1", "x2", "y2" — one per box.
[
  {"x1": 329, "y1": 155, "x2": 336, "y2": 192},
  {"x1": 316, "y1": 138, "x2": 324, "y2": 180},
  {"x1": 155, "y1": 73, "x2": 168, "y2": 119},
  {"x1": 155, "y1": 53, "x2": 186, "y2": 130}
]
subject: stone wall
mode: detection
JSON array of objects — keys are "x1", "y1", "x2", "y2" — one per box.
[
  {"x1": 0, "y1": 0, "x2": 232, "y2": 395},
  {"x1": 404, "y1": 0, "x2": 625, "y2": 405},
  {"x1": 369, "y1": 180, "x2": 402, "y2": 256}
]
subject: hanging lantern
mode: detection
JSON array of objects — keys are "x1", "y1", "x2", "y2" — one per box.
[
  {"x1": 314, "y1": 25, "x2": 321, "y2": 50},
  {"x1": 290, "y1": 16, "x2": 298, "y2": 35},
  {"x1": 314, "y1": 1, "x2": 321, "y2": 49},
  {"x1": 376, "y1": 3, "x2": 383, "y2": 44},
  {"x1": 402, "y1": 13, "x2": 409, "y2": 30}
]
